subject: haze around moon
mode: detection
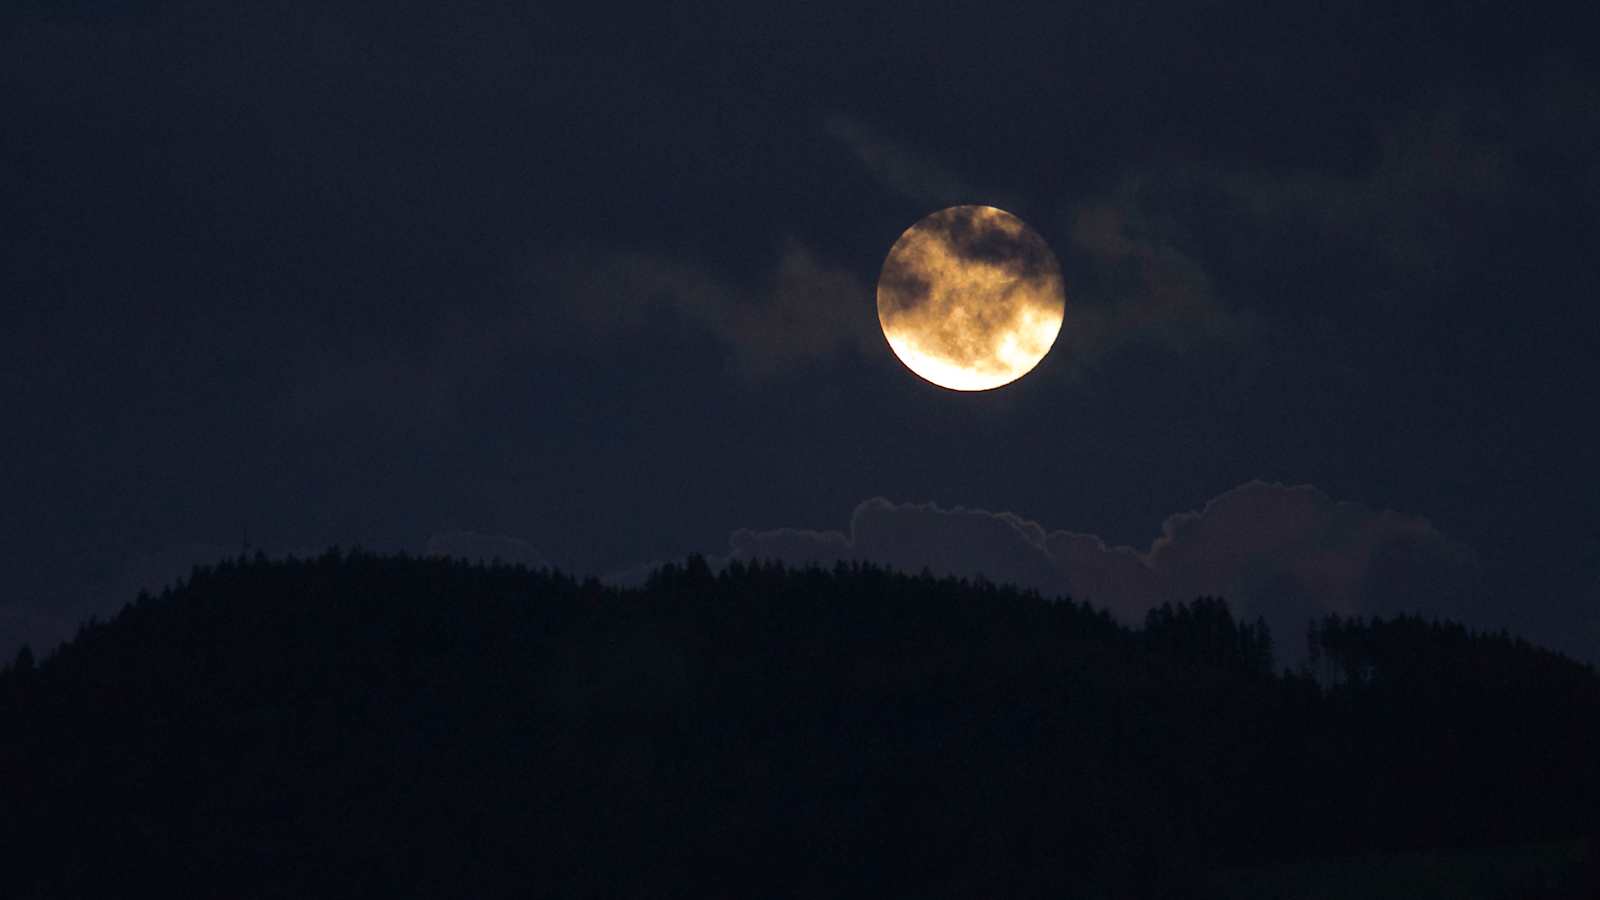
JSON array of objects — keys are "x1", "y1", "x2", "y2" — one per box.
[{"x1": 876, "y1": 205, "x2": 1065, "y2": 391}]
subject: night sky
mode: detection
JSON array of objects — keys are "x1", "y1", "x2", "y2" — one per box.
[{"x1": 5, "y1": 2, "x2": 1598, "y2": 662}]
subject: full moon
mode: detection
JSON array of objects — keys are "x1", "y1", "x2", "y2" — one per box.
[{"x1": 877, "y1": 205, "x2": 1066, "y2": 391}]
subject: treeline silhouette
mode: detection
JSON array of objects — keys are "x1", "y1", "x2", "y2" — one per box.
[{"x1": 0, "y1": 550, "x2": 1595, "y2": 898}]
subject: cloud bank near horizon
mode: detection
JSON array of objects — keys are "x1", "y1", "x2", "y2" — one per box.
[
  {"x1": 725, "y1": 481, "x2": 1477, "y2": 656},
  {"x1": 0, "y1": 484, "x2": 1483, "y2": 667}
]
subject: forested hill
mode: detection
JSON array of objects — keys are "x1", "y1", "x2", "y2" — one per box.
[{"x1": 1, "y1": 551, "x2": 1596, "y2": 898}]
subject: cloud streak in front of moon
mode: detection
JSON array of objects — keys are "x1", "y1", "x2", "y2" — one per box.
[{"x1": 877, "y1": 206, "x2": 1065, "y2": 391}]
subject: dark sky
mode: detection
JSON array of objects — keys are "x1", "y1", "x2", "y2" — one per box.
[{"x1": 4, "y1": 2, "x2": 1598, "y2": 661}]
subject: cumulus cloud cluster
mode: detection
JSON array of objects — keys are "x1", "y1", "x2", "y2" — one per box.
[
  {"x1": 0, "y1": 487, "x2": 1484, "y2": 668},
  {"x1": 730, "y1": 482, "x2": 1476, "y2": 658}
]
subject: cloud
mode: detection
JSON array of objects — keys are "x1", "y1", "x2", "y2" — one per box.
[
  {"x1": 728, "y1": 482, "x2": 1476, "y2": 660},
  {"x1": 1139, "y1": 483, "x2": 1476, "y2": 623},
  {"x1": 822, "y1": 113, "x2": 984, "y2": 208},
  {"x1": 734, "y1": 498, "x2": 1063, "y2": 593},
  {"x1": 285, "y1": 233, "x2": 877, "y2": 427},
  {"x1": 1061, "y1": 92, "x2": 1545, "y2": 373},
  {"x1": 817, "y1": 113, "x2": 1268, "y2": 378},
  {"x1": 423, "y1": 530, "x2": 548, "y2": 568},
  {"x1": 1062, "y1": 180, "x2": 1261, "y2": 371},
  {"x1": 1055, "y1": 91, "x2": 1547, "y2": 374},
  {"x1": 1207, "y1": 100, "x2": 1514, "y2": 282},
  {"x1": 544, "y1": 238, "x2": 877, "y2": 379}
]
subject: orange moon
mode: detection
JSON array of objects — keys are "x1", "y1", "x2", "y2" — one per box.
[{"x1": 876, "y1": 205, "x2": 1066, "y2": 391}]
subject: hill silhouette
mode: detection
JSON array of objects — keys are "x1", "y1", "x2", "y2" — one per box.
[{"x1": 1, "y1": 550, "x2": 1596, "y2": 898}]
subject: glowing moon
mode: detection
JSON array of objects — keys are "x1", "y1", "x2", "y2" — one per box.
[{"x1": 876, "y1": 205, "x2": 1066, "y2": 391}]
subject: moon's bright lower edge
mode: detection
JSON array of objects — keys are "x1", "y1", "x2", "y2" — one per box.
[{"x1": 876, "y1": 205, "x2": 1066, "y2": 391}]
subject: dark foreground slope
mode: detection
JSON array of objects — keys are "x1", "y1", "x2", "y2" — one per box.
[{"x1": 1, "y1": 551, "x2": 1596, "y2": 898}]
